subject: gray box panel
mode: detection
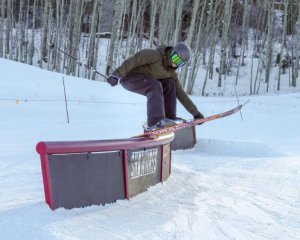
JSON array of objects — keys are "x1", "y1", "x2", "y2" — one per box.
[
  {"x1": 49, "y1": 151, "x2": 125, "y2": 209},
  {"x1": 172, "y1": 126, "x2": 196, "y2": 150}
]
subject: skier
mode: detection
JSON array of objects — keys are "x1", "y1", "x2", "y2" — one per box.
[{"x1": 107, "y1": 42, "x2": 204, "y2": 129}]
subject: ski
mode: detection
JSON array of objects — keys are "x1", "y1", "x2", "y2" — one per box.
[{"x1": 137, "y1": 100, "x2": 249, "y2": 138}]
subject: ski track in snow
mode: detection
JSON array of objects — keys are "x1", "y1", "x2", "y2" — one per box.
[{"x1": 0, "y1": 59, "x2": 300, "y2": 240}]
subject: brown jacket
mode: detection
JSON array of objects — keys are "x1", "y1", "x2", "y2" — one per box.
[{"x1": 113, "y1": 45, "x2": 200, "y2": 117}]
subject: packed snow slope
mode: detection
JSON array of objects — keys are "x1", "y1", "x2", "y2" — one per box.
[{"x1": 0, "y1": 58, "x2": 299, "y2": 240}]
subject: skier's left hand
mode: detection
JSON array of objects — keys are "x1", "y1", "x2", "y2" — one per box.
[{"x1": 107, "y1": 75, "x2": 119, "y2": 86}]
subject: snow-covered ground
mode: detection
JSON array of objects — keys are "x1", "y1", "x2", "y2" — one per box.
[{"x1": 0, "y1": 58, "x2": 299, "y2": 240}]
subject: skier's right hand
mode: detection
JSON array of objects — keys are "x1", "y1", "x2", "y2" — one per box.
[
  {"x1": 107, "y1": 75, "x2": 119, "y2": 87},
  {"x1": 194, "y1": 112, "x2": 204, "y2": 120},
  {"x1": 194, "y1": 112, "x2": 204, "y2": 125}
]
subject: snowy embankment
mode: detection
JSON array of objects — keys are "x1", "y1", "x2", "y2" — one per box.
[{"x1": 0, "y1": 58, "x2": 299, "y2": 240}]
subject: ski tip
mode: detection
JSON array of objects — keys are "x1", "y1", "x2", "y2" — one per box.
[{"x1": 239, "y1": 99, "x2": 250, "y2": 109}]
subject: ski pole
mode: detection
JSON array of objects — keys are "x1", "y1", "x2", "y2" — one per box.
[
  {"x1": 48, "y1": 43, "x2": 108, "y2": 80},
  {"x1": 234, "y1": 85, "x2": 244, "y2": 121}
]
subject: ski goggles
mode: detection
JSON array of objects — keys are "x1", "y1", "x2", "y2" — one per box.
[{"x1": 170, "y1": 51, "x2": 185, "y2": 67}]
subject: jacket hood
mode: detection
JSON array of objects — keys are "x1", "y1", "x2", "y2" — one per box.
[{"x1": 157, "y1": 45, "x2": 175, "y2": 69}]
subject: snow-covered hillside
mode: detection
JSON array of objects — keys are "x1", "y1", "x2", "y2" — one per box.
[{"x1": 0, "y1": 58, "x2": 299, "y2": 240}]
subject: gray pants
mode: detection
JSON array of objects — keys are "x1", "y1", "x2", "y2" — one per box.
[{"x1": 120, "y1": 74, "x2": 176, "y2": 126}]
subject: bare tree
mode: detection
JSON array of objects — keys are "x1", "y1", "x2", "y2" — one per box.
[
  {"x1": 265, "y1": 0, "x2": 275, "y2": 93},
  {"x1": 277, "y1": 0, "x2": 288, "y2": 91},
  {"x1": 250, "y1": 0, "x2": 264, "y2": 95},
  {"x1": 235, "y1": 0, "x2": 250, "y2": 86},
  {"x1": 172, "y1": 0, "x2": 184, "y2": 45},
  {"x1": 40, "y1": 0, "x2": 50, "y2": 67},
  {"x1": 5, "y1": 0, "x2": 13, "y2": 59},
  {"x1": 0, "y1": 0, "x2": 5, "y2": 58},
  {"x1": 293, "y1": 1, "x2": 300, "y2": 87},
  {"x1": 185, "y1": 0, "x2": 207, "y2": 94},
  {"x1": 149, "y1": 0, "x2": 158, "y2": 48},
  {"x1": 183, "y1": 0, "x2": 201, "y2": 93},
  {"x1": 28, "y1": 0, "x2": 37, "y2": 65},
  {"x1": 107, "y1": 0, "x2": 123, "y2": 75},
  {"x1": 86, "y1": 0, "x2": 103, "y2": 80},
  {"x1": 218, "y1": 0, "x2": 233, "y2": 87}
]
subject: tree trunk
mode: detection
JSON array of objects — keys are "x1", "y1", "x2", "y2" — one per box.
[
  {"x1": 27, "y1": 0, "x2": 36, "y2": 65},
  {"x1": 172, "y1": 0, "x2": 184, "y2": 45},
  {"x1": 186, "y1": 0, "x2": 209, "y2": 94},
  {"x1": 87, "y1": 0, "x2": 102, "y2": 80},
  {"x1": 40, "y1": 0, "x2": 49, "y2": 68},
  {"x1": 265, "y1": 0, "x2": 274, "y2": 92},
  {"x1": 235, "y1": 0, "x2": 249, "y2": 86},
  {"x1": 5, "y1": 0, "x2": 12, "y2": 59},
  {"x1": 277, "y1": 0, "x2": 288, "y2": 91},
  {"x1": 219, "y1": 0, "x2": 233, "y2": 87},
  {"x1": 0, "y1": 0, "x2": 5, "y2": 58},
  {"x1": 183, "y1": 0, "x2": 201, "y2": 93},
  {"x1": 149, "y1": 0, "x2": 158, "y2": 48},
  {"x1": 293, "y1": 1, "x2": 300, "y2": 87},
  {"x1": 106, "y1": 0, "x2": 122, "y2": 75}
]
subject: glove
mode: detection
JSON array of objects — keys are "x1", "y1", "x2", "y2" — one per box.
[
  {"x1": 107, "y1": 75, "x2": 119, "y2": 87},
  {"x1": 194, "y1": 112, "x2": 204, "y2": 120},
  {"x1": 193, "y1": 112, "x2": 204, "y2": 125}
]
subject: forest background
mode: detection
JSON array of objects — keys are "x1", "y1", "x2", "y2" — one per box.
[{"x1": 0, "y1": 0, "x2": 299, "y2": 96}]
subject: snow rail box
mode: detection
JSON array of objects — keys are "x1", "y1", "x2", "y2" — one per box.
[{"x1": 36, "y1": 134, "x2": 174, "y2": 210}]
